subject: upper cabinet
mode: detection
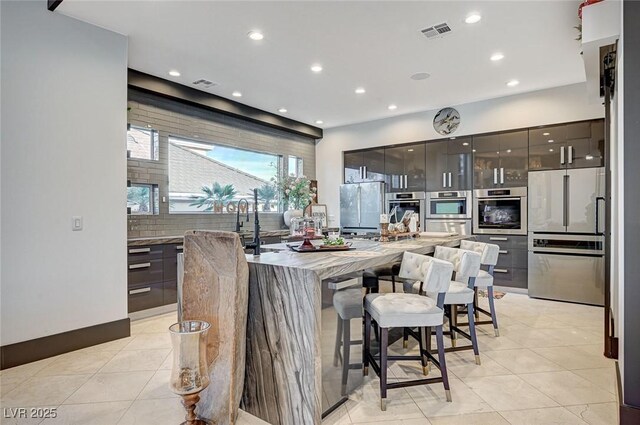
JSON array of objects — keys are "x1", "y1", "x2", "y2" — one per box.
[
  {"x1": 343, "y1": 148, "x2": 385, "y2": 183},
  {"x1": 384, "y1": 142, "x2": 426, "y2": 192},
  {"x1": 529, "y1": 119, "x2": 604, "y2": 171},
  {"x1": 473, "y1": 130, "x2": 528, "y2": 189},
  {"x1": 425, "y1": 137, "x2": 473, "y2": 191}
]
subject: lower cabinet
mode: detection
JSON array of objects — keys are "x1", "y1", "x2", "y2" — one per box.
[
  {"x1": 127, "y1": 282, "x2": 164, "y2": 313},
  {"x1": 474, "y1": 235, "x2": 528, "y2": 289}
]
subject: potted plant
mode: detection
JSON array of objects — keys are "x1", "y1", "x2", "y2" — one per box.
[{"x1": 277, "y1": 175, "x2": 316, "y2": 227}]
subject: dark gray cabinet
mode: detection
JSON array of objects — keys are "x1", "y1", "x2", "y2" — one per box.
[
  {"x1": 474, "y1": 235, "x2": 528, "y2": 289},
  {"x1": 343, "y1": 148, "x2": 385, "y2": 183},
  {"x1": 529, "y1": 119, "x2": 604, "y2": 171},
  {"x1": 384, "y1": 142, "x2": 426, "y2": 192},
  {"x1": 473, "y1": 130, "x2": 528, "y2": 189},
  {"x1": 425, "y1": 137, "x2": 473, "y2": 191}
]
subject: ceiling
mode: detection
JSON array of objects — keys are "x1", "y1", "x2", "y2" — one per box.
[{"x1": 58, "y1": 1, "x2": 586, "y2": 129}]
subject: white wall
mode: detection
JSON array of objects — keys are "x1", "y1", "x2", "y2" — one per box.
[
  {"x1": 1, "y1": 1, "x2": 128, "y2": 345},
  {"x1": 317, "y1": 82, "x2": 605, "y2": 224}
]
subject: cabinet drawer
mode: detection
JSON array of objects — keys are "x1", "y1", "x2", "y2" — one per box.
[
  {"x1": 164, "y1": 280, "x2": 177, "y2": 305},
  {"x1": 127, "y1": 245, "x2": 163, "y2": 262},
  {"x1": 163, "y1": 255, "x2": 178, "y2": 282},
  {"x1": 495, "y1": 248, "x2": 528, "y2": 268},
  {"x1": 163, "y1": 243, "x2": 183, "y2": 258},
  {"x1": 128, "y1": 282, "x2": 164, "y2": 313},
  {"x1": 128, "y1": 258, "x2": 163, "y2": 286},
  {"x1": 474, "y1": 235, "x2": 527, "y2": 249},
  {"x1": 493, "y1": 267, "x2": 528, "y2": 289}
]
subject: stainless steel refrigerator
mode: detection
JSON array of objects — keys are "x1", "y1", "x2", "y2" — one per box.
[
  {"x1": 340, "y1": 182, "x2": 385, "y2": 234},
  {"x1": 528, "y1": 167, "x2": 606, "y2": 305}
]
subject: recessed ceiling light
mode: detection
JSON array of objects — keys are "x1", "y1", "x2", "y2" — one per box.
[
  {"x1": 506, "y1": 79, "x2": 520, "y2": 87},
  {"x1": 278, "y1": 108, "x2": 287, "y2": 113},
  {"x1": 472, "y1": 149, "x2": 477, "y2": 152},
  {"x1": 543, "y1": 132, "x2": 550, "y2": 136},
  {"x1": 310, "y1": 64, "x2": 323, "y2": 73},
  {"x1": 232, "y1": 91, "x2": 242, "y2": 97},
  {"x1": 490, "y1": 53, "x2": 504, "y2": 61},
  {"x1": 315, "y1": 120, "x2": 323, "y2": 125},
  {"x1": 355, "y1": 87, "x2": 366, "y2": 94},
  {"x1": 548, "y1": 139, "x2": 555, "y2": 143},
  {"x1": 408, "y1": 149, "x2": 414, "y2": 152},
  {"x1": 549, "y1": 148, "x2": 555, "y2": 152},
  {"x1": 462, "y1": 142, "x2": 469, "y2": 146},
  {"x1": 465, "y1": 13, "x2": 482, "y2": 24},
  {"x1": 507, "y1": 149, "x2": 512, "y2": 153},
  {"x1": 388, "y1": 104, "x2": 398, "y2": 110},
  {"x1": 410, "y1": 72, "x2": 430, "y2": 81},
  {"x1": 248, "y1": 31, "x2": 264, "y2": 41},
  {"x1": 168, "y1": 70, "x2": 181, "y2": 77},
  {"x1": 586, "y1": 155, "x2": 594, "y2": 160},
  {"x1": 450, "y1": 137, "x2": 456, "y2": 140}
]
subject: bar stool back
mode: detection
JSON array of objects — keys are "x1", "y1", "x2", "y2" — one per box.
[
  {"x1": 460, "y1": 240, "x2": 501, "y2": 336},
  {"x1": 363, "y1": 252, "x2": 454, "y2": 410}
]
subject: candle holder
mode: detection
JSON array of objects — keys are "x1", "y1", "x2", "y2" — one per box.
[
  {"x1": 169, "y1": 320, "x2": 212, "y2": 425},
  {"x1": 380, "y1": 222, "x2": 390, "y2": 243}
]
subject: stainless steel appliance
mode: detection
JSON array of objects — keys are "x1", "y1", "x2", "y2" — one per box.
[
  {"x1": 528, "y1": 233, "x2": 604, "y2": 305},
  {"x1": 473, "y1": 187, "x2": 528, "y2": 235},
  {"x1": 425, "y1": 190, "x2": 472, "y2": 235},
  {"x1": 527, "y1": 167, "x2": 605, "y2": 305},
  {"x1": 340, "y1": 182, "x2": 385, "y2": 234},
  {"x1": 385, "y1": 192, "x2": 426, "y2": 226}
]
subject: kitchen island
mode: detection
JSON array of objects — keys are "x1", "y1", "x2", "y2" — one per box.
[{"x1": 241, "y1": 235, "x2": 470, "y2": 425}]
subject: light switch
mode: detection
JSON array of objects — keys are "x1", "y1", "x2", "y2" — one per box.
[{"x1": 72, "y1": 216, "x2": 83, "y2": 231}]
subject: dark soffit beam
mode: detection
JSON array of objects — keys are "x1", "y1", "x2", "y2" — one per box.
[
  {"x1": 48, "y1": 0, "x2": 64, "y2": 11},
  {"x1": 128, "y1": 69, "x2": 323, "y2": 140}
]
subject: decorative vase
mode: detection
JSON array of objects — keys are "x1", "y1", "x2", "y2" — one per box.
[
  {"x1": 283, "y1": 209, "x2": 303, "y2": 228},
  {"x1": 169, "y1": 320, "x2": 212, "y2": 425}
]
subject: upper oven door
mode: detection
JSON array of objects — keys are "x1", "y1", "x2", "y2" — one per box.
[
  {"x1": 426, "y1": 192, "x2": 471, "y2": 219},
  {"x1": 473, "y1": 196, "x2": 527, "y2": 235},
  {"x1": 386, "y1": 199, "x2": 425, "y2": 224}
]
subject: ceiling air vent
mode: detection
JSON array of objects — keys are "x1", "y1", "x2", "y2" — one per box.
[
  {"x1": 192, "y1": 79, "x2": 217, "y2": 88},
  {"x1": 421, "y1": 22, "x2": 452, "y2": 40}
]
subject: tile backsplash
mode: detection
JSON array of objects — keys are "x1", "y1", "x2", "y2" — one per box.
[{"x1": 127, "y1": 89, "x2": 317, "y2": 238}]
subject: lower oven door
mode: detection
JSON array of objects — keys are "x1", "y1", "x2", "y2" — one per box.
[
  {"x1": 425, "y1": 219, "x2": 472, "y2": 236},
  {"x1": 473, "y1": 197, "x2": 527, "y2": 235}
]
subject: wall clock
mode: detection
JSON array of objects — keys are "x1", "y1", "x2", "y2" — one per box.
[{"x1": 433, "y1": 107, "x2": 460, "y2": 135}]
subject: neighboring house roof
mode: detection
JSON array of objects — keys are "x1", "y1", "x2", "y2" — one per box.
[
  {"x1": 169, "y1": 142, "x2": 268, "y2": 196},
  {"x1": 127, "y1": 127, "x2": 156, "y2": 159}
]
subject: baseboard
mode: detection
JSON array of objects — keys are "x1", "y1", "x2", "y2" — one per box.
[
  {"x1": 617, "y1": 361, "x2": 640, "y2": 424},
  {"x1": 129, "y1": 303, "x2": 177, "y2": 321},
  {"x1": 0, "y1": 318, "x2": 130, "y2": 370},
  {"x1": 494, "y1": 285, "x2": 529, "y2": 295}
]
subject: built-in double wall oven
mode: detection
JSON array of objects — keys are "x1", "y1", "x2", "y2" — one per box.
[
  {"x1": 385, "y1": 192, "x2": 425, "y2": 225},
  {"x1": 425, "y1": 191, "x2": 472, "y2": 235},
  {"x1": 473, "y1": 187, "x2": 528, "y2": 235}
]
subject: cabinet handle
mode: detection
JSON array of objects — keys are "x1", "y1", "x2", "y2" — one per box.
[
  {"x1": 129, "y1": 287, "x2": 151, "y2": 295},
  {"x1": 359, "y1": 166, "x2": 363, "y2": 179},
  {"x1": 568, "y1": 146, "x2": 574, "y2": 164},
  {"x1": 128, "y1": 247, "x2": 151, "y2": 254},
  {"x1": 404, "y1": 175, "x2": 408, "y2": 189},
  {"x1": 500, "y1": 168, "x2": 505, "y2": 184},
  {"x1": 129, "y1": 262, "x2": 151, "y2": 270},
  {"x1": 443, "y1": 172, "x2": 447, "y2": 188},
  {"x1": 493, "y1": 168, "x2": 498, "y2": 184},
  {"x1": 176, "y1": 245, "x2": 183, "y2": 250},
  {"x1": 448, "y1": 172, "x2": 452, "y2": 188},
  {"x1": 493, "y1": 268, "x2": 509, "y2": 273},
  {"x1": 489, "y1": 237, "x2": 508, "y2": 241},
  {"x1": 560, "y1": 146, "x2": 565, "y2": 165},
  {"x1": 499, "y1": 250, "x2": 509, "y2": 254}
]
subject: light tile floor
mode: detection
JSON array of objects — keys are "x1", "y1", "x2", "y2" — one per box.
[{"x1": 0, "y1": 294, "x2": 618, "y2": 425}]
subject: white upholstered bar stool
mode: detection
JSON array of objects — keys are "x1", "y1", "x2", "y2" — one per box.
[
  {"x1": 460, "y1": 240, "x2": 501, "y2": 336},
  {"x1": 430, "y1": 246, "x2": 482, "y2": 364},
  {"x1": 363, "y1": 252, "x2": 454, "y2": 411}
]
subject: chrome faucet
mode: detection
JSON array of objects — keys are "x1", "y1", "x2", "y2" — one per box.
[
  {"x1": 235, "y1": 199, "x2": 250, "y2": 232},
  {"x1": 243, "y1": 189, "x2": 261, "y2": 256}
]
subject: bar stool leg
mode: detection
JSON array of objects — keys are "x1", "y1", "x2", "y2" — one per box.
[
  {"x1": 364, "y1": 311, "x2": 371, "y2": 376},
  {"x1": 341, "y1": 319, "x2": 351, "y2": 395},
  {"x1": 334, "y1": 318, "x2": 343, "y2": 367},
  {"x1": 391, "y1": 275, "x2": 396, "y2": 293},
  {"x1": 487, "y1": 286, "x2": 500, "y2": 337},
  {"x1": 435, "y1": 325, "x2": 452, "y2": 402},
  {"x1": 450, "y1": 305, "x2": 458, "y2": 347},
  {"x1": 467, "y1": 303, "x2": 481, "y2": 365},
  {"x1": 402, "y1": 327, "x2": 409, "y2": 349},
  {"x1": 418, "y1": 327, "x2": 428, "y2": 375},
  {"x1": 474, "y1": 288, "x2": 480, "y2": 320},
  {"x1": 380, "y1": 328, "x2": 389, "y2": 411}
]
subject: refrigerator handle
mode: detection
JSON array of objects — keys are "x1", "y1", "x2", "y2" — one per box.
[
  {"x1": 596, "y1": 196, "x2": 605, "y2": 235},
  {"x1": 563, "y1": 174, "x2": 569, "y2": 227},
  {"x1": 568, "y1": 146, "x2": 573, "y2": 164},
  {"x1": 443, "y1": 172, "x2": 446, "y2": 188},
  {"x1": 363, "y1": 166, "x2": 367, "y2": 179},
  {"x1": 357, "y1": 186, "x2": 362, "y2": 225},
  {"x1": 359, "y1": 166, "x2": 362, "y2": 180},
  {"x1": 448, "y1": 172, "x2": 452, "y2": 188},
  {"x1": 560, "y1": 146, "x2": 565, "y2": 165},
  {"x1": 500, "y1": 168, "x2": 505, "y2": 184},
  {"x1": 493, "y1": 168, "x2": 498, "y2": 184}
]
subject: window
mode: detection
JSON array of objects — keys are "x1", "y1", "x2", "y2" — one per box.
[
  {"x1": 288, "y1": 155, "x2": 304, "y2": 177},
  {"x1": 127, "y1": 183, "x2": 159, "y2": 215},
  {"x1": 127, "y1": 125, "x2": 159, "y2": 160},
  {"x1": 168, "y1": 137, "x2": 280, "y2": 213}
]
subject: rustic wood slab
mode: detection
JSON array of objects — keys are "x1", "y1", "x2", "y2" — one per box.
[{"x1": 181, "y1": 230, "x2": 249, "y2": 425}]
